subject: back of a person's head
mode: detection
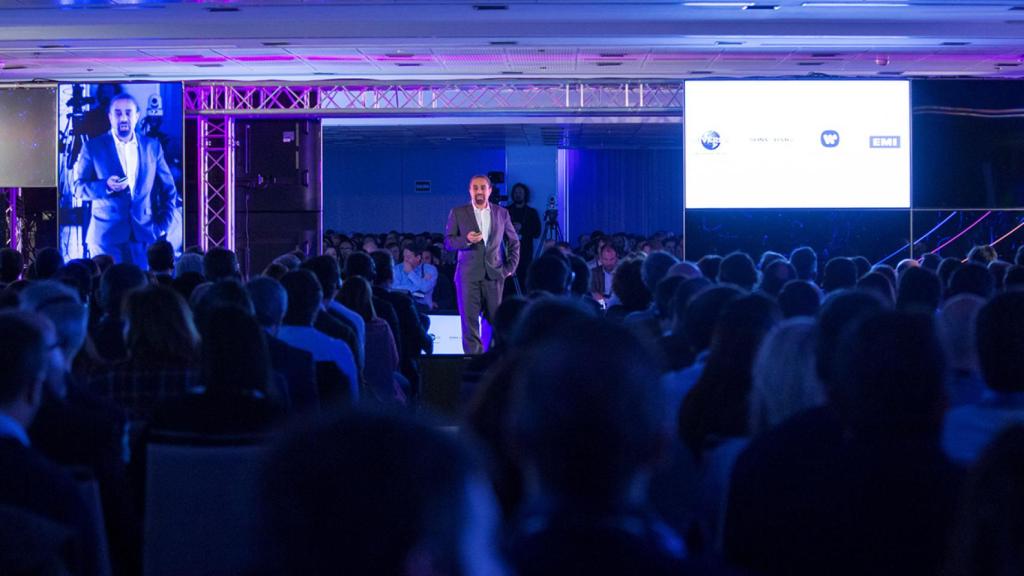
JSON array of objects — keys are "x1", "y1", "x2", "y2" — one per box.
[
  {"x1": 1005, "y1": 265, "x2": 1024, "y2": 291},
  {"x1": 822, "y1": 257, "x2": 858, "y2": 293},
  {"x1": 203, "y1": 247, "x2": 240, "y2": 282},
  {"x1": 172, "y1": 271, "x2": 205, "y2": 302},
  {"x1": 247, "y1": 276, "x2": 288, "y2": 329},
  {"x1": 193, "y1": 280, "x2": 255, "y2": 336},
  {"x1": 897, "y1": 266, "x2": 943, "y2": 312},
  {"x1": 31, "y1": 248, "x2": 63, "y2": 280},
  {"x1": 19, "y1": 281, "x2": 88, "y2": 362},
  {"x1": 857, "y1": 271, "x2": 895, "y2": 306},
  {"x1": 815, "y1": 289, "x2": 887, "y2": 398},
  {"x1": 870, "y1": 263, "x2": 897, "y2": 288},
  {"x1": 369, "y1": 250, "x2": 395, "y2": 286},
  {"x1": 968, "y1": 244, "x2": 998, "y2": 265},
  {"x1": 567, "y1": 255, "x2": 590, "y2": 297},
  {"x1": 939, "y1": 294, "x2": 986, "y2": 373},
  {"x1": 280, "y1": 269, "x2": 323, "y2": 326},
  {"x1": 511, "y1": 318, "x2": 666, "y2": 502},
  {"x1": 493, "y1": 296, "x2": 530, "y2": 348},
  {"x1": 92, "y1": 253, "x2": 114, "y2": 275},
  {"x1": 653, "y1": 276, "x2": 685, "y2": 321},
  {"x1": 510, "y1": 296, "x2": 597, "y2": 349},
  {"x1": 680, "y1": 293, "x2": 781, "y2": 455},
  {"x1": 989, "y1": 260, "x2": 1011, "y2": 293},
  {"x1": 201, "y1": 306, "x2": 271, "y2": 395},
  {"x1": 835, "y1": 311, "x2": 946, "y2": 438},
  {"x1": 53, "y1": 261, "x2": 92, "y2": 304},
  {"x1": 759, "y1": 259, "x2": 797, "y2": 296},
  {"x1": 0, "y1": 311, "x2": 48, "y2": 407},
  {"x1": 0, "y1": 248, "x2": 24, "y2": 284},
  {"x1": 976, "y1": 291, "x2": 1024, "y2": 394},
  {"x1": 666, "y1": 260, "x2": 702, "y2": 281},
  {"x1": 1017, "y1": 246, "x2": 1024, "y2": 267},
  {"x1": 344, "y1": 251, "x2": 376, "y2": 282},
  {"x1": 946, "y1": 425, "x2": 1024, "y2": 576},
  {"x1": 789, "y1": 246, "x2": 818, "y2": 281},
  {"x1": 147, "y1": 240, "x2": 175, "y2": 273},
  {"x1": 338, "y1": 276, "x2": 376, "y2": 323},
  {"x1": 757, "y1": 250, "x2": 785, "y2": 271},
  {"x1": 526, "y1": 255, "x2": 571, "y2": 296},
  {"x1": 697, "y1": 254, "x2": 723, "y2": 281},
  {"x1": 718, "y1": 251, "x2": 758, "y2": 291},
  {"x1": 851, "y1": 256, "x2": 871, "y2": 279},
  {"x1": 300, "y1": 255, "x2": 341, "y2": 300},
  {"x1": 611, "y1": 258, "x2": 650, "y2": 310},
  {"x1": 641, "y1": 251, "x2": 678, "y2": 291},
  {"x1": 262, "y1": 411, "x2": 498, "y2": 576},
  {"x1": 750, "y1": 317, "x2": 825, "y2": 434},
  {"x1": 921, "y1": 252, "x2": 943, "y2": 272},
  {"x1": 777, "y1": 279, "x2": 822, "y2": 318},
  {"x1": 124, "y1": 285, "x2": 198, "y2": 363},
  {"x1": 174, "y1": 252, "x2": 204, "y2": 278},
  {"x1": 948, "y1": 263, "x2": 995, "y2": 300},
  {"x1": 669, "y1": 277, "x2": 713, "y2": 333},
  {"x1": 683, "y1": 285, "x2": 743, "y2": 353},
  {"x1": 937, "y1": 257, "x2": 963, "y2": 291},
  {"x1": 100, "y1": 263, "x2": 148, "y2": 315}
]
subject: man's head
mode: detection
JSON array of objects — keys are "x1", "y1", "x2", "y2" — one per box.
[
  {"x1": 107, "y1": 93, "x2": 139, "y2": 141},
  {"x1": 526, "y1": 255, "x2": 571, "y2": 296},
  {"x1": 100, "y1": 263, "x2": 148, "y2": 316},
  {"x1": 822, "y1": 257, "x2": 859, "y2": 293},
  {"x1": 789, "y1": 246, "x2": 818, "y2": 281},
  {"x1": 280, "y1": 269, "x2": 323, "y2": 327},
  {"x1": 402, "y1": 246, "x2": 422, "y2": 270},
  {"x1": 0, "y1": 248, "x2": 24, "y2": 284},
  {"x1": 247, "y1": 277, "x2": 288, "y2": 331},
  {"x1": 262, "y1": 411, "x2": 504, "y2": 576},
  {"x1": 815, "y1": 289, "x2": 888, "y2": 400},
  {"x1": 344, "y1": 251, "x2": 376, "y2": 283},
  {"x1": 641, "y1": 251, "x2": 679, "y2": 292},
  {"x1": 203, "y1": 247, "x2": 240, "y2": 283},
  {"x1": 718, "y1": 251, "x2": 758, "y2": 291},
  {"x1": 948, "y1": 263, "x2": 995, "y2": 300},
  {"x1": 777, "y1": 279, "x2": 822, "y2": 318},
  {"x1": 511, "y1": 182, "x2": 529, "y2": 206},
  {"x1": 468, "y1": 175, "x2": 492, "y2": 209},
  {"x1": 301, "y1": 255, "x2": 342, "y2": 301},
  {"x1": 0, "y1": 311, "x2": 51, "y2": 427},
  {"x1": 598, "y1": 244, "x2": 619, "y2": 274},
  {"x1": 20, "y1": 281, "x2": 88, "y2": 374},
  {"x1": 147, "y1": 240, "x2": 175, "y2": 275},
  {"x1": 976, "y1": 292, "x2": 1024, "y2": 394},
  {"x1": 511, "y1": 318, "x2": 668, "y2": 504}
]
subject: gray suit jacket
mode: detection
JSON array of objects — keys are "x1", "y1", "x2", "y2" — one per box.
[{"x1": 445, "y1": 203, "x2": 521, "y2": 282}]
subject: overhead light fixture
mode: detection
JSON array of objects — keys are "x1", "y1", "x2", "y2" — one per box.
[
  {"x1": 802, "y1": 2, "x2": 908, "y2": 6},
  {"x1": 743, "y1": 4, "x2": 780, "y2": 9}
]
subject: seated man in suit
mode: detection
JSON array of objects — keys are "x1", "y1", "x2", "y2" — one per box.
[
  {"x1": 590, "y1": 243, "x2": 619, "y2": 304},
  {"x1": 74, "y1": 93, "x2": 179, "y2": 268}
]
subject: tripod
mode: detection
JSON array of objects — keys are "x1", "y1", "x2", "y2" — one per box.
[
  {"x1": 541, "y1": 196, "x2": 562, "y2": 243},
  {"x1": 57, "y1": 84, "x2": 95, "y2": 259}
]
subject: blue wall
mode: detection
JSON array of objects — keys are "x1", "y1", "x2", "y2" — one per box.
[{"x1": 323, "y1": 143, "x2": 505, "y2": 234}]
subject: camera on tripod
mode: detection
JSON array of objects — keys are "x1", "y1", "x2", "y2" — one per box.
[{"x1": 544, "y1": 196, "x2": 558, "y2": 226}]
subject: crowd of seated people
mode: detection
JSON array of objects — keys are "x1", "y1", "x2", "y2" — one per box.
[{"x1": 1, "y1": 234, "x2": 1024, "y2": 575}]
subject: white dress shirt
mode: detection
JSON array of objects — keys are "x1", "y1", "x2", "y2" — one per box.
[
  {"x1": 473, "y1": 204, "x2": 492, "y2": 245},
  {"x1": 112, "y1": 130, "x2": 140, "y2": 197}
]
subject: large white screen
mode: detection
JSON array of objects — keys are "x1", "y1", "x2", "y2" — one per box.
[{"x1": 685, "y1": 80, "x2": 910, "y2": 209}]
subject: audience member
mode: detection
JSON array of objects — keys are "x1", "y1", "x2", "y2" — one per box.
[
  {"x1": 696, "y1": 254, "x2": 723, "y2": 283},
  {"x1": 261, "y1": 411, "x2": 505, "y2": 576},
  {"x1": 202, "y1": 247, "x2": 241, "y2": 282},
  {"x1": 247, "y1": 276, "x2": 318, "y2": 412},
  {"x1": 525, "y1": 255, "x2": 571, "y2": 296},
  {"x1": 776, "y1": 279, "x2": 821, "y2": 318},
  {"x1": 757, "y1": 250, "x2": 784, "y2": 271},
  {"x1": 278, "y1": 270, "x2": 359, "y2": 403},
  {"x1": 93, "y1": 263, "x2": 148, "y2": 362},
  {"x1": 301, "y1": 255, "x2": 364, "y2": 372},
  {"x1": 856, "y1": 271, "x2": 895, "y2": 305},
  {"x1": 90, "y1": 285, "x2": 200, "y2": 421},
  {"x1": 173, "y1": 252, "x2": 204, "y2": 278},
  {"x1": 821, "y1": 257, "x2": 858, "y2": 293},
  {"x1": 937, "y1": 256, "x2": 963, "y2": 291},
  {"x1": 369, "y1": 250, "x2": 431, "y2": 395},
  {"x1": 392, "y1": 243, "x2": 439, "y2": 310},
  {"x1": 31, "y1": 247, "x2": 63, "y2": 280},
  {"x1": 146, "y1": 240, "x2": 175, "y2": 280},
  {"x1": 789, "y1": 246, "x2": 817, "y2": 281},
  {"x1": 338, "y1": 276, "x2": 403, "y2": 404},
  {"x1": 1005, "y1": 264, "x2": 1024, "y2": 291},
  {"x1": 943, "y1": 291, "x2": 1024, "y2": 464},
  {"x1": 666, "y1": 261, "x2": 702, "y2": 281},
  {"x1": 589, "y1": 244, "x2": 618, "y2": 302},
  {"x1": 758, "y1": 259, "x2": 796, "y2": 297},
  {"x1": 967, "y1": 244, "x2": 998, "y2": 265},
  {"x1": 921, "y1": 252, "x2": 943, "y2": 271},
  {"x1": 987, "y1": 259, "x2": 1010, "y2": 292},
  {"x1": 850, "y1": 255, "x2": 871, "y2": 279},
  {"x1": 508, "y1": 318, "x2": 687, "y2": 575},
  {"x1": 938, "y1": 294, "x2": 987, "y2": 407},
  {"x1": 948, "y1": 263, "x2": 995, "y2": 300},
  {"x1": 897, "y1": 265, "x2": 943, "y2": 312},
  {"x1": 717, "y1": 251, "x2": 757, "y2": 291},
  {"x1": 0, "y1": 247, "x2": 24, "y2": 284},
  {"x1": 896, "y1": 257, "x2": 920, "y2": 279},
  {"x1": 606, "y1": 258, "x2": 650, "y2": 321},
  {"x1": 749, "y1": 318, "x2": 825, "y2": 434}
]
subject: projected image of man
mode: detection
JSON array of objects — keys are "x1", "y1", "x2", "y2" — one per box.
[{"x1": 73, "y1": 93, "x2": 178, "y2": 268}]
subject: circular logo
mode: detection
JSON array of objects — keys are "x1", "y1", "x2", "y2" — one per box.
[
  {"x1": 820, "y1": 130, "x2": 840, "y2": 148},
  {"x1": 700, "y1": 130, "x2": 721, "y2": 150}
]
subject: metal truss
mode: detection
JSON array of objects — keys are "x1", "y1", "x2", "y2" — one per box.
[
  {"x1": 184, "y1": 81, "x2": 684, "y2": 116},
  {"x1": 197, "y1": 117, "x2": 235, "y2": 251},
  {"x1": 2, "y1": 188, "x2": 17, "y2": 250}
]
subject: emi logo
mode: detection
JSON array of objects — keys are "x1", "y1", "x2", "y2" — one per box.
[
  {"x1": 701, "y1": 131, "x2": 721, "y2": 150},
  {"x1": 870, "y1": 136, "x2": 901, "y2": 148},
  {"x1": 820, "y1": 130, "x2": 840, "y2": 148}
]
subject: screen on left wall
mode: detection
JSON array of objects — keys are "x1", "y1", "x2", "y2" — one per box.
[
  {"x1": 0, "y1": 87, "x2": 57, "y2": 188},
  {"x1": 57, "y1": 82, "x2": 183, "y2": 265}
]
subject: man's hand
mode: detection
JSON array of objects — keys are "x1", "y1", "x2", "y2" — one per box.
[
  {"x1": 106, "y1": 175, "x2": 128, "y2": 193},
  {"x1": 467, "y1": 231, "x2": 483, "y2": 244}
]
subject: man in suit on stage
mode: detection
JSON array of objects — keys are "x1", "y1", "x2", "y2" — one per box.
[
  {"x1": 445, "y1": 175, "x2": 520, "y2": 354},
  {"x1": 74, "y1": 93, "x2": 179, "y2": 268}
]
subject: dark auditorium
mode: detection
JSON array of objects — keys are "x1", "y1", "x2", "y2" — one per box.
[{"x1": 3, "y1": 2, "x2": 1024, "y2": 575}]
